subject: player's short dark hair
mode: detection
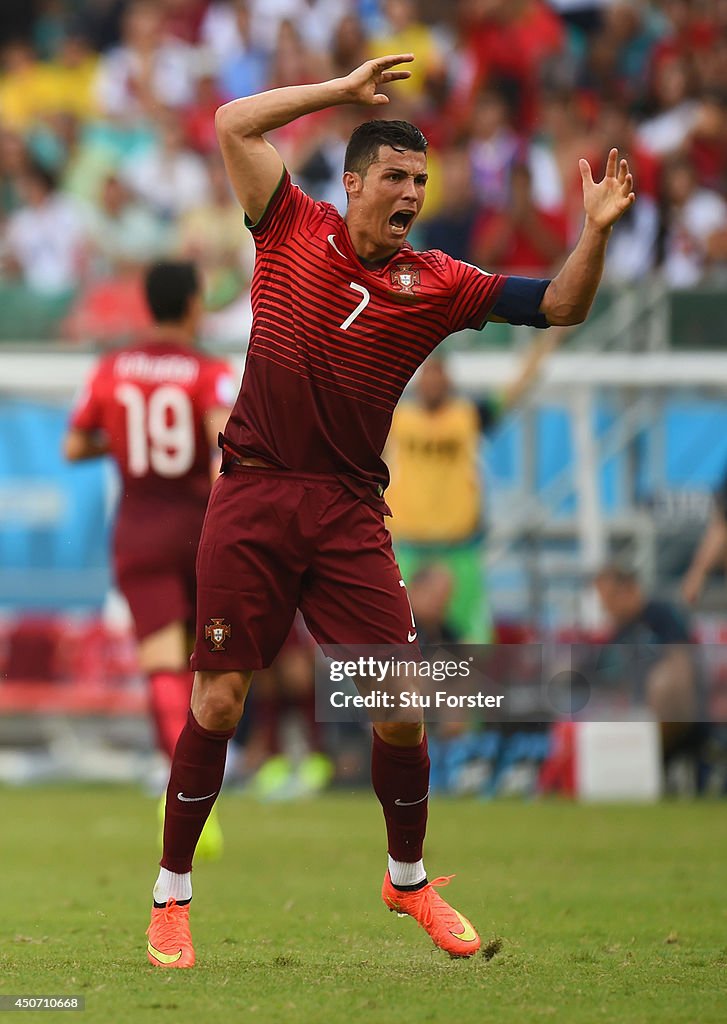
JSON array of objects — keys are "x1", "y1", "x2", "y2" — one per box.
[
  {"x1": 344, "y1": 119, "x2": 428, "y2": 178},
  {"x1": 144, "y1": 261, "x2": 200, "y2": 323},
  {"x1": 594, "y1": 562, "x2": 640, "y2": 588}
]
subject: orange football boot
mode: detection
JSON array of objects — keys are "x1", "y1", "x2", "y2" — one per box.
[
  {"x1": 146, "y1": 898, "x2": 195, "y2": 968},
  {"x1": 382, "y1": 872, "x2": 481, "y2": 958}
]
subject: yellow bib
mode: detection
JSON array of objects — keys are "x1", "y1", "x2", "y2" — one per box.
[{"x1": 386, "y1": 399, "x2": 482, "y2": 543}]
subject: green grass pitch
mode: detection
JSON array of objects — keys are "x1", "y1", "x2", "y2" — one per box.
[{"x1": 1, "y1": 786, "x2": 726, "y2": 1023}]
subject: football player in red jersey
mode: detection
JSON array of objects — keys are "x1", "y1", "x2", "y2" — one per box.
[
  {"x1": 145, "y1": 57, "x2": 636, "y2": 968},
  {"x1": 66, "y1": 261, "x2": 236, "y2": 861}
]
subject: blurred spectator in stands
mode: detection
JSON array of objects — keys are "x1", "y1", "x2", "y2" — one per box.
[
  {"x1": 473, "y1": 163, "x2": 568, "y2": 276},
  {"x1": 527, "y1": 90, "x2": 597, "y2": 236},
  {"x1": 84, "y1": 173, "x2": 171, "y2": 277},
  {"x1": 268, "y1": 18, "x2": 320, "y2": 89},
  {"x1": 48, "y1": 30, "x2": 100, "y2": 122},
  {"x1": 215, "y1": 1, "x2": 270, "y2": 102},
  {"x1": 637, "y1": 54, "x2": 698, "y2": 158},
  {"x1": 121, "y1": 108, "x2": 210, "y2": 219},
  {"x1": 35, "y1": 144, "x2": 168, "y2": 344},
  {"x1": 0, "y1": 127, "x2": 29, "y2": 217},
  {"x1": 696, "y1": 31, "x2": 727, "y2": 96},
  {"x1": 330, "y1": 13, "x2": 368, "y2": 79},
  {"x1": 467, "y1": 89, "x2": 522, "y2": 212},
  {"x1": 577, "y1": 0, "x2": 667, "y2": 109},
  {"x1": 31, "y1": 111, "x2": 137, "y2": 209},
  {"x1": 592, "y1": 563, "x2": 700, "y2": 759},
  {"x1": 686, "y1": 93, "x2": 727, "y2": 195},
  {"x1": 0, "y1": 39, "x2": 58, "y2": 131},
  {"x1": 245, "y1": 0, "x2": 352, "y2": 55},
  {"x1": 177, "y1": 153, "x2": 255, "y2": 343},
  {"x1": 184, "y1": 50, "x2": 225, "y2": 154},
  {"x1": 158, "y1": 0, "x2": 208, "y2": 45},
  {"x1": 594, "y1": 101, "x2": 660, "y2": 199},
  {"x1": 649, "y1": 0, "x2": 718, "y2": 82},
  {"x1": 659, "y1": 155, "x2": 727, "y2": 287},
  {"x1": 2, "y1": 160, "x2": 86, "y2": 296},
  {"x1": 599, "y1": 1, "x2": 665, "y2": 99},
  {"x1": 294, "y1": 0, "x2": 354, "y2": 55},
  {"x1": 602, "y1": 197, "x2": 659, "y2": 284},
  {"x1": 266, "y1": 20, "x2": 325, "y2": 163},
  {"x1": 578, "y1": 28, "x2": 622, "y2": 108},
  {"x1": 419, "y1": 145, "x2": 481, "y2": 262},
  {"x1": 387, "y1": 340, "x2": 564, "y2": 642},
  {"x1": 371, "y1": 0, "x2": 444, "y2": 100},
  {"x1": 595, "y1": 562, "x2": 692, "y2": 654},
  {"x1": 292, "y1": 105, "x2": 360, "y2": 211},
  {"x1": 95, "y1": 0, "x2": 196, "y2": 119},
  {"x1": 594, "y1": 103, "x2": 660, "y2": 282},
  {"x1": 33, "y1": 0, "x2": 74, "y2": 60},
  {"x1": 201, "y1": 0, "x2": 248, "y2": 63},
  {"x1": 455, "y1": 0, "x2": 566, "y2": 130},
  {"x1": 203, "y1": 0, "x2": 336, "y2": 67},
  {"x1": 246, "y1": 0, "x2": 307, "y2": 53}
]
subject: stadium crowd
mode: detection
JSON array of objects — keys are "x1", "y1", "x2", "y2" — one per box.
[{"x1": 1, "y1": 0, "x2": 727, "y2": 342}]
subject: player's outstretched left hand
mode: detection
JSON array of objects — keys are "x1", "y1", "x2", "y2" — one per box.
[
  {"x1": 340, "y1": 54, "x2": 414, "y2": 107},
  {"x1": 579, "y1": 148, "x2": 636, "y2": 231}
]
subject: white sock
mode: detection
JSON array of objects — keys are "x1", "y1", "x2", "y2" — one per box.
[
  {"x1": 388, "y1": 856, "x2": 426, "y2": 888},
  {"x1": 153, "y1": 868, "x2": 192, "y2": 904}
]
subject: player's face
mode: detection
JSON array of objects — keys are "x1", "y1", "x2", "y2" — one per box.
[
  {"x1": 594, "y1": 577, "x2": 639, "y2": 624},
  {"x1": 357, "y1": 146, "x2": 428, "y2": 251},
  {"x1": 417, "y1": 360, "x2": 450, "y2": 408}
]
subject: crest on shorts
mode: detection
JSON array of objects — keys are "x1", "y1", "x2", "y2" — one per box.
[
  {"x1": 205, "y1": 618, "x2": 231, "y2": 652},
  {"x1": 390, "y1": 263, "x2": 420, "y2": 295}
]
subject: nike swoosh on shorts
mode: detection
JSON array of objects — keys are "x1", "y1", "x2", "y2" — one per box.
[{"x1": 394, "y1": 789, "x2": 430, "y2": 807}]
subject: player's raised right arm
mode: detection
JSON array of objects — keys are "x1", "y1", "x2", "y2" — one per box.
[{"x1": 214, "y1": 54, "x2": 414, "y2": 223}]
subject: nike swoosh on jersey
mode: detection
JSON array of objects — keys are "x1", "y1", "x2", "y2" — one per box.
[
  {"x1": 394, "y1": 788, "x2": 429, "y2": 807},
  {"x1": 327, "y1": 234, "x2": 348, "y2": 259},
  {"x1": 147, "y1": 941, "x2": 183, "y2": 964},
  {"x1": 177, "y1": 791, "x2": 217, "y2": 802},
  {"x1": 407, "y1": 631, "x2": 417, "y2": 642},
  {"x1": 449, "y1": 911, "x2": 478, "y2": 943}
]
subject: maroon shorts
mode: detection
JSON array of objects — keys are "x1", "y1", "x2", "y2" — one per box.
[
  {"x1": 190, "y1": 465, "x2": 418, "y2": 671},
  {"x1": 114, "y1": 498, "x2": 206, "y2": 642}
]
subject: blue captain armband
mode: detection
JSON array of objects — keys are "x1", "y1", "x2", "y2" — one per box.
[{"x1": 489, "y1": 276, "x2": 551, "y2": 329}]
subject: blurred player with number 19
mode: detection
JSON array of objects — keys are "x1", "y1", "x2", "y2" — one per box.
[{"x1": 65, "y1": 261, "x2": 237, "y2": 859}]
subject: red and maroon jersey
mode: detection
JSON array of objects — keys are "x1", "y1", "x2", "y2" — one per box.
[
  {"x1": 223, "y1": 171, "x2": 508, "y2": 508},
  {"x1": 71, "y1": 337, "x2": 237, "y2": 510}
]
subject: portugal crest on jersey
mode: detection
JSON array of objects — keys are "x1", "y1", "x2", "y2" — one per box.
[
  {"x1": 390, "y1": 264, "x2": 420, "y2": 295},
  {"x1": 205, "y1": 618, "x2": 231, "y2": 651}
]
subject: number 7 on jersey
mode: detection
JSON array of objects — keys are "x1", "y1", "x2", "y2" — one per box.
[{"x1": 339, "y1": 282, "x2": 370, "y2": 331}]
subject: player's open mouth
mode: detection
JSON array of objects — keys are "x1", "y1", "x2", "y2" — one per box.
[{"x1": 389, "y1": 210, "x2": 415, "y2": 234}]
